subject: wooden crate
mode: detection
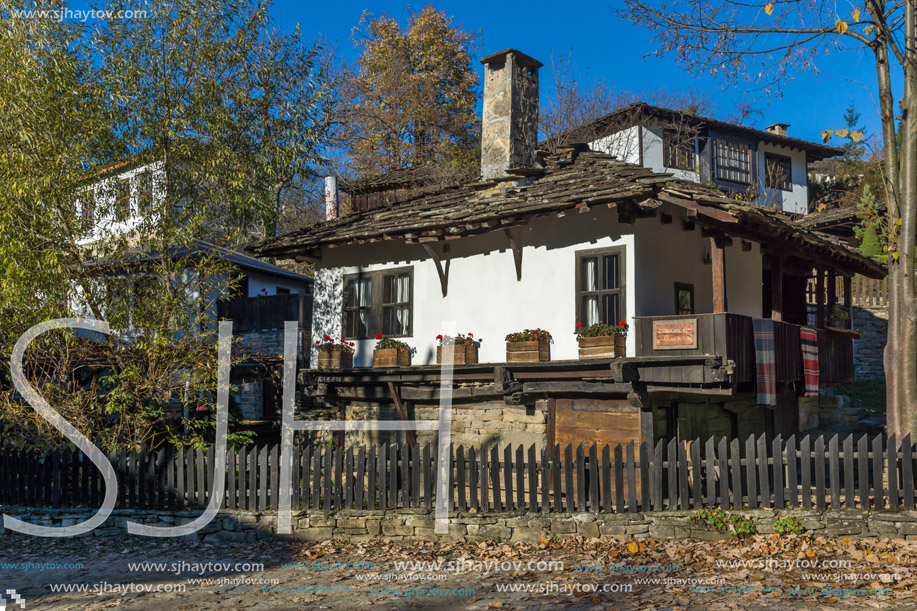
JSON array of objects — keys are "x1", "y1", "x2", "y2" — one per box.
[
  {"x1": 506, "y1": 340, "x2": 550, "y2": 363},
  {"x1": 436, "y1": 344, "x2": 467, "y2": 365},
  {"x1": 373, "y1": 348, "x2": 411, "y2": 368},
  {"x1": 577, "y1": 335, "x2": 625, "y2": 359},
  {"x1": 317, "y1": 350, "x2": 353, "y2": 370}
]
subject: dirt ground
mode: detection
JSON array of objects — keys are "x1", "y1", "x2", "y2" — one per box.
[{"x1": 1, "y1": 533, "x2": 915, "y2": 610}]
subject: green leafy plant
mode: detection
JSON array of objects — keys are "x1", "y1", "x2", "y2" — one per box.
[
  {"x1": 316, "y1": 336, "x2": 355, "y2": 354},
  {"x1": 773, "y1": 515, "x2": 806, "y2": 535},
  {"x1": 690, "y1": 508, "x2": 757, "y2": 536},
  {"x1": 575, "y1": 321, "x2": 628, "y2": 338},
  {"x1": 374, "y1": 335, "x2": 414, "y2": 353},
  {"x1": 436, "y1": 332, "x2": 475, "y2": 346},
  {"x1": 505, "y1": 328, "x2": 553, "y2": 343}
]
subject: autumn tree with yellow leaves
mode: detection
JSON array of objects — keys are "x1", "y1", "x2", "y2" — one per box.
[{"x1": 344, "y1": 6, "x2": 480, "y2": 176}]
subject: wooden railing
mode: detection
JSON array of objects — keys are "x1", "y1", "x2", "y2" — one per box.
[
  {"x1": 217, "y1": 292, "x2": 311, "y2": 333},
  {"x1": 633, "y1": 313, "x2": 853, "y2": 386},
  {"x1": 806, "y1": 274, "x2": 888, "y2": 308},
  {"x1": 4, "y1": 433, "x2": 915, "y2": 512}
]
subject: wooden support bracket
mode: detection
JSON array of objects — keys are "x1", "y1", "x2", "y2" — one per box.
[
  {"x1": 387, "y1": 382, "x2": 416, "y2": 448},
  {"x1": 504, "y1": 228, "x2": 523, "y2": 281},
  {"x1": 421, "y1": 242, "x2": 450, "y2": 297}
]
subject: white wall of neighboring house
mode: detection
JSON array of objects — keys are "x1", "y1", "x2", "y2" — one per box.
[
  {"x1": 311, "y1": 203, "x2": 764, "y2": 367},
  {"x1": 591, "y1": 124, "x2": 814, "y2": 215},
  {"x1": 591, "y1": 126, "x2": 642, "y2": 165},
  {"x1": 756, "y1": 142, "x2": 809, "y2": 215},
  {"x1": 77, "y1": 161, "x2": 167, "y2": 245}
]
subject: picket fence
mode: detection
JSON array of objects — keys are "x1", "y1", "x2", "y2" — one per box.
[{"x1": 2, "y1": 433, "x2": 915, "y2": 514}]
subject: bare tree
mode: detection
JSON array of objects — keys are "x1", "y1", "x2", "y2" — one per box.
[{"x1": 620, "y1": 0, "x2": 916, "y2": 437}]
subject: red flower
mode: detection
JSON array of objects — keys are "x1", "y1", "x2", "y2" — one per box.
[
  {"x1": 468, "y1": 333, "x2": 473, "y2": 337},
  {"x1": 375, "y1": 333, "x2": 383, "y2": 340},
  {"x1": 436, "y1": 334, "x2": 443, "y2": 340},
  {"x1": 315, "y1": 340, "x2": 320, "y2": 345},
  {"x1": 323, "y1": 335, "x2": 331, "y2": 342},
  {"x1": 576, "y1": 322, "x2": 583, "y2": 328},
  {"x1": 349, "y1": 342, "x2": 355, "y2": 347},
  {"x1": 619, "y1": 321, "x2": 626, "y2": 326}
]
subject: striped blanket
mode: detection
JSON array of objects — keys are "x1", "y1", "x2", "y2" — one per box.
[
  {"x1": 752, "y1": 318, "x2": 777, "y2": 406},
  {"x1": 800, "y1": 327, "x2": 819, "y2": 396}
]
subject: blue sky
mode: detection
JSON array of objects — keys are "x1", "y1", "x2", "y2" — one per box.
[{"x1": 271, "y1": 1, "x2": 890, "y2": 150}]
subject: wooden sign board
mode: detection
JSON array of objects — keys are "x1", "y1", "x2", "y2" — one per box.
[{"x1": 652, "y1": 318, "x2": 698, "y2": 350}]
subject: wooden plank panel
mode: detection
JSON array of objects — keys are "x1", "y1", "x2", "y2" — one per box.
[
  {"x1": 270, "y1": 445, "x2": 280, "y2": 510},
  {"x1": 903, "y1": 435, "x2": 915, "y2": 511},
  {"x1": 602, "y1": 445, "x2": 612, "y2": 512},
  {"x1": 640, "y1": 441, "x2": 651, "y2": 511},
  {"x1": 773, "y1": 436, "x2": 784, "y2": 509},
  {"x1": 388, "y1": 443, "x2": 398, "y2": 509},
  {"x1": 516, "y1": 445, "x2": 526, "y2": 511},
  {"x1": 469, "y1": 447, "x2": 478, "y2": 511},
  {"x1": 575, "y1": 444, "x2": 586, "y2": 512},
  {"x1": 626, "y1": 441, "x2": 638, "y2": 513},
  {"x1": 717, "y1": 438, "x2": 728, "y2": 509},
  {"x1": 504, "y1": 445, "x2": 515, "y2": 512},
  {"x1": 814, "y1": 436, "x2": 826, "y2": 511},
  {"x1": 757, "y1": 435, "x2": 769, "y2": 508},
  {"x1": 528, "y1": 444, "x2": 538, "y2": 512},
  {"x1": 456, "y1": 447, "x2": 467, "y2": 512},
  {"x1": 324, "y1": 444, "x2": 333, "y2": 511},
  {"x1": 258, "y1": 446, "x2": 268, "y2": 512},
  {"x1": 491, "y1": 445, "x2": 501, "y2": 512},
  {"x1": 311, "y1": 446, "x2": 321, "y2": 511},
  {"x1": 345, "y1": 447, "x2": 354, "y2": 509},
  {"x1": 400, "y1": 443, "x2": 410, "y2": 508},
  {"x1": 377, "y1": 443, "x2": 387, "y2": 511},
  {"x1": 668, "y1": 439, "x2": 678, "y2": 510},
  {"x1": 729, "y1": 438, "x2": 742, "y2": 508},
  {"x1": 364, "y1": 446, "x2": 374, "y2": 510},
  {"x1": 423, "y1": 444, "x2": 433, "y2": 510},
  {"x1": 480, "y1": 445, "x2": 490, "y2": 511},
  {"x1": 412, "y1": 445, "x2": 420, "y2": 509},
  {"x1": 843, "y1": 435, "x2": 855, "y2": 509},
  {"x1": 786, "y1": 436, "x2": 797, "y2": 508},
  {"x1": 873, "y1": 434, "x2": 885, "y2": 509},
  {"x1": 888, "y1": 434, "x2": 899, "y2": 511},
  {"x1": 800, "y1": 436, "x2": 811, "y2": 510},
  {"x1": 745, "y1": 435, "x2": 757, "y2": 509},
  {"x1": 564, "y1": 444, "x2": 575, "y2": 513},
  {"x1": 653, "y1": 440, "x2": 664, "y2": 512},
  {"x1": 829, "y1": 435, "x2": 840, "y2": 509},
  {"x1": 614, "y1": 444, "x2": 625, "y2": 513},
  {"x1": 236, "y1": 447, "x2": 246, "y2": 511},
  {"x1": 691, "y1": 439, "x2": 702, "y2": 509},
  {"x1": 857, "y1": 435, "x2": 868, "y2": 509},
  {"x1": 540, "y1": 446, "x2": 550, "y2": 513}
]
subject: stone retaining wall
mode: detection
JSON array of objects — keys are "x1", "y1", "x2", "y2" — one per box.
[
  {"x1": 853, "y1": 305, "x2": 888, "y2": 379},
  {"x1": 5, "y1": 507, "x2": 917, "y2": 542}
]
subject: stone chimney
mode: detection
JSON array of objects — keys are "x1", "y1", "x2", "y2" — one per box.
[
  {"x1": 480, "y1": 49, "x2": 543, "y2": 181},
  {"x1": 766, "y1": 122, "x2": 790, "y2": 137},
  {"x1": 324, "y1": 176, "x2": 338, "y2": 220}
]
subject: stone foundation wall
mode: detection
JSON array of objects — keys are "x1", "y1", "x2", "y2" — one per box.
[
  {"x1": 6, "y1": 507, "x2": 917, "y2": 542},
  {"x1": 341, "y1": 401, "x2": 548, "y2": 451},
  {"x1": 853, "y1": 305, "x2": 888, "y2": 379}
]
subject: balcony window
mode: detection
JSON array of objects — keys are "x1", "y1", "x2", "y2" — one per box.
[{"x1": 714, "y1": 140, "x2": 752, "y2": 184}]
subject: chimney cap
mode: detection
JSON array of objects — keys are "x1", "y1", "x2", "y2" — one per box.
[
  {"x1": 766, "y1": 122, "x2": 791, "y2": 134},
  {"x1": 480, "y1": 48, "x2": 543, "y2": 70}
]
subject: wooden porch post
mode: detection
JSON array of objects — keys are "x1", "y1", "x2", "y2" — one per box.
[
  {"x1": 770, "y1": 255, "x2": 783, "y2": 321},
  {"x1": 827, "y1": 268, "x2": 837, "y2": 325},
  {"x1": 711, "y1": 236, "x2": 727, "y2": 313},
  {"x1": 815, "y1": 268, "x2": 825, "y2": 329},
  {"x1": 843, "y1": 274, "x2": 852, "y2": 329}
]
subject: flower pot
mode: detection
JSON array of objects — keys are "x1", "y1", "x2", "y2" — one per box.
[
  {"x1": 506, "y1": 340, "x2": 550, "y2": 363},
  {"x1": 373, "y1": 347, "x2": 411, "y2": 368},
  {"x1": 614, "y1": 335, "x2": 626, "y2": 358},
  {"x1": 577, "y1": 335, "x2": 617, "y2": 360},
  {"x1": 317, "y1": 349, "x2": 353, "y2": 370},
  {"x1": 436, "y1": 343, "x2": 467, "y2": 365},
  {"x1": 464, "y1": 342, "x2": 479, "y2": 364}
]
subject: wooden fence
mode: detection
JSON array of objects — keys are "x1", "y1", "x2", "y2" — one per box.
[
  {"x1": 3, "y1": 433, "x2": 915, "y2": 513},
  {"x1": 806, "y1": 274, "x2": 888, "y2": 308}
]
